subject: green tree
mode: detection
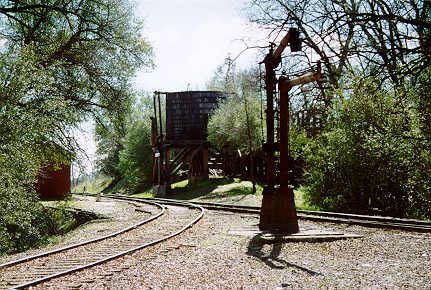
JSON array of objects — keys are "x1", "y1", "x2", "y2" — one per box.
[
  {"x1": 207, "y1": 61, "x2": 263, "y2": 190},
  {"x1": 118, "y1": 95, "x2": 154, "y2": 192},
  {"x1": 304, "y1": 73, "x2": 431, "y2": 218},
  {"x1": 246, "y1": 0, "x2": 431, "y2": 131},
  {"x1": 0, "y1": 0, "x2": 154, "y2": 253},
  {"x1": 207, "y1": 93, "x2": 262, "y2": 154},
  {"x1": 246, "y1": 0, "x2": 431, "y2": 84},
  {"x1": 245, "y1": 0, "x2": 431, "y2": 218},
  {"x1": 405, "y1": 67, "x2": 431, "y2": 219},
  {"x1": 94, "y1": 88, "x2": 132, "y2": 180},
  {"x1": 208, "y1": 64, "x2": 262, "y2": 152}
]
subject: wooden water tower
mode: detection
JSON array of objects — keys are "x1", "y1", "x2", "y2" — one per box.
[{"x1": 152, "y1": 91, "x2": 226, "y2": 196}]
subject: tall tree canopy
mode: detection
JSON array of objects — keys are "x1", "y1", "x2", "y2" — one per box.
[
  {"x1": 0, "y1": 0, "x2": 154, "y2": 254},
  {"x1": 246, "y1": 0, "x2": 431, "y2": 120},
  {"x1": 247, "y1": 0, "x2": 430, "y2": 85},
  {"x1": 207, "y1": 60, "x2": 263, "y2": 156},
  {"x1": 0, "y1": 0, "x2": 153, "y2": 152}
]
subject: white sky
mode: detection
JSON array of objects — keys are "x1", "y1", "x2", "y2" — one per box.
[{"x1": 133, "y1": 0, "x2": 263, "y2": 92}]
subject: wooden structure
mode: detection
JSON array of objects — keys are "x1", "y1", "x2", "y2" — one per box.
[
  {"x1": 152, "y1": 91, "x2": 226, "y2": 196},
  {"x1": 35, "y1": 163, "x2": 71, "y2": 198}
]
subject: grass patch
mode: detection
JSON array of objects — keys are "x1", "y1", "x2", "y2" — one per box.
[
  {"x1": 72, "y1": 175, "x2": 114, "y2": 194},
  {"x1": 133, "y1": 176, "x2": 316, "y2": 210},
  {"x1": 1, "y1": 200, "x2": 98, "y2": 256},
  {"x1": 294, "y1": 186, "x2": 319, "y2": 211},
  {"x1": 294, "y1": 187, "x2": 307, "y2": 210},
  {"x1": 170, "y1": 177, "x2": 263, "y2": 200},
  {"x1": 134, "y1": 177, "x2": 263, "y2": 201},
  {"x1": 40, "y1": 203, "x2": 100, "y2": 249},
  {"x1": 134, "y1": 190, "x2": 153, "y2": 198}
]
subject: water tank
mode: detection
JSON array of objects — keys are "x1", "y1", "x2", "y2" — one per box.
[{"x1": 165, "y1": 91, "x2": 226, "y2": 142}]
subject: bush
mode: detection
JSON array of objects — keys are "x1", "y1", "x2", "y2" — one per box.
[
  {"x1": 0, "y1": 148, "x2": 80, "y2": 255},
  {"x1": 0, "y1": 147, "x2": 44, "y2": 255},
  {"x1": 118, "y1": 119, "x2": 153, "y2": 192},
  {"x1": 303, "y1": 75, "x2": 431, "y2": 219}
]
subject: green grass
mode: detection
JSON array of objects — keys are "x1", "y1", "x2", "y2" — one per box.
[
  {"x1": 133, "y1": 190, "x2": 153, "y2": 198},
  {"x1": 134, "y1": 177, "x2": 263, "y2": 200},
  {"x1": 294, "y1": 187, "x2": 309, "y2": 210},
  {"x1": 167, "y1": 177, "x2": 315, "y2": 210},
  {"x1": 170, "y1": 177, "x2": 263, "y2": 200},
  {"x1": 122, "y1": 175, "x2": 315, "y2": 210},
  {"x1": 72, "y1": 175, "x2": 114, "y2": 194},
  {"x1": 294, "y1": 186, "x2": 319, "y2": 211}
]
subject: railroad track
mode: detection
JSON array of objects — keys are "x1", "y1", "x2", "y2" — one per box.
[
  {"x1": 144, "y1": 197, "x2": 431, "y2": 233},
  {"x1": 0, "y1": 196, "x2": 204, "y2": 289}
]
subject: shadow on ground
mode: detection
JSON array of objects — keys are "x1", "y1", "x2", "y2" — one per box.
[{"x1": 246, "y1": 233, "x2": 322, "y2": 275}]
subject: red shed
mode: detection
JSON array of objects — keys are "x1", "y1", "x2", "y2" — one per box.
[{"x1": 35, "y1": 163, "x2": 71, "y2": 198}]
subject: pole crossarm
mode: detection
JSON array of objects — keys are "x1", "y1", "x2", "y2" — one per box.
[
  {"x1": 273, "y1": 29, "x2": 292, "y2": 60},
  {"x1": 280, "y1": 72, "x2": 324, "y2": 91}
]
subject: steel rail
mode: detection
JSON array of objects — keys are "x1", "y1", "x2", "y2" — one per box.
[
  {"x1": 1, "y1": 197, "x2": 204, "y2": 290},
  {"x1": 144, "y1": 197, "x2": 431, "y2": 233},
  {"x1": 0, "y1": 198, "x2": 165, "y2": 270}
]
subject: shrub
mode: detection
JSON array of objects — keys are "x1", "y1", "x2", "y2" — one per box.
[{"x1": 303, "y1": 75, "x2": 431, "y2": 218}]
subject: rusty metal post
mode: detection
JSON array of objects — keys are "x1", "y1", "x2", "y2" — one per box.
[
  {"x1": 164, "y1": 145, "x2": 171, "y2": 195},
  {"x1": 259, "y1": 45, "x2": 280, "y2": 231},
  {"x1": 259, "y1": 29, "x2": 296, "y2": 231},
  {"x1": 279, "y1": 75, "x2": 292, "y2": 189},
  {"x1": 152, "y1": 91, "x2": 169, "y2": 196},
  {"x1": 273, "y1": 74, "x2": 299, "y2": 234},
  {"x1": 271, "y1": 70, "x2": 323, "y2": 233},
  {"x1": 203, "y1": 144, "x2": 209, "y2": 180},
  {"x1": 259, "y1": 26, "x2": 322, "y2": 233}
]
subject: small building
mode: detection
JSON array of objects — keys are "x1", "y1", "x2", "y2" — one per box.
[
  {"x1": 34, "y1": 143, "x2": 72, "y2": 198},
  {"x1": 35, "y1": 162, "x2": 71, "y2": 198}
]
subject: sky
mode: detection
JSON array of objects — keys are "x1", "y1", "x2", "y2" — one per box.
[
  {"x1": 75, "y1": 0, "x2": 267, "y2": 175},
  {"x1": 133, "y1": 0, "x2": 263, "y2": 92}
]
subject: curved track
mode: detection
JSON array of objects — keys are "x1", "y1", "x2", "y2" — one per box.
[
  {"x1": 0, "y1": 196, "x2": 204, "y2": 290},
  {"x1": 146, "y1": 197, "x2": 431, "y2": 232}
]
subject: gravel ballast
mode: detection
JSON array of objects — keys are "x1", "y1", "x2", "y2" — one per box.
[
  {"x1": 0, "y1": 195, "x2": 149, "y2": 266},
  {"x1": 34, "y1": 201, "x2": 431, "y2": 289}
]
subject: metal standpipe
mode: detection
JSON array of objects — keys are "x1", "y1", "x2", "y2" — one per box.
[
  {"x1": 258, "y1": 45, "x2": 279, "y2": 232},
  {"x1": 258, "y1": 27, "x2": 323, "y2": 234},
  {"x1": 152, "y1": 91, "x2": 167, "y2": 197},
  {"x1": 259, "y1": 28, "x2": 300, "y2": 234},
  {"x1": 271, "y1": 72, "x2": 325, "y2": 234},
  {"x1": 272, "y1": 74, "x2": 300, "y2": 234}
]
